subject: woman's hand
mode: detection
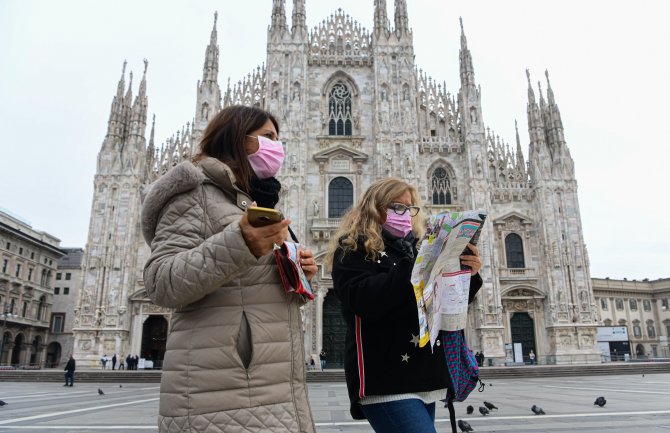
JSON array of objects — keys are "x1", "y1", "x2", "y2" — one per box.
[
  {"x1": 239, "y1": 211, "x2": 290, "y2": 258},
  {"x1": 460, "y1": 242, "x2": 482, "y2": 275},
  {"x1": 299, "y1": 248, "x2": 318, "y2": 282}
]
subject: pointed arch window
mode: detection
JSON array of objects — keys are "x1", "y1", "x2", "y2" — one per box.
[
  {"x1": 430, "y1": 167, "x2": 452, "y2": 204},
  {"x1": 328, "y1": 83, "x2": 353, "y2": 136},
  {"x1": 505, "y1": 233, "x2": 525, "y2": 268},
  {"x1": 328, "y1": 177, "x2": 353, "y2": 218}
]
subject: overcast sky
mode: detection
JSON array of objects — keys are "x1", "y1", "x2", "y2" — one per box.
[{"x1": 0, "y1": 0, "x2": 668, "y2": 280}]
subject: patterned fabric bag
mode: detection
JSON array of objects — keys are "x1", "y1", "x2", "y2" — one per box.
[
  {"x1": 442, "y1": 330, "x2": 482, "y2": 433},
  {"x1": 442, "y1": 330, "x2": 479, "y2": 401}
]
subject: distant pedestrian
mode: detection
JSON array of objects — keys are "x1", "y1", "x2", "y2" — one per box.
[
  {"x1": 133, "y1": 355, "x2": 139, "y2": 370},
  {"x1": 112, "y1": 354, "x2": 117, "y2": 370},
  {"x1": 309, "y1": 358, "x2": 316, "y2": 370},
  {"x1": 100, "y1": 354, "x2": 108, "y2": 370},
  {"x1": 126, "y1": 354, "x2": 132, "y2": 370},
  {"x1": 64, "y1": 355, "x2": 75, "y2": 386},
  {"x1": 475, "y1": 352, "x2": 481, "y2": 367},
  {"x1": 480, "y1": 351, "x2": 486, "y2": 367},
  {"x1": 319, "y1": 350, "x2": 326, "y2": 370},
  {"x1": 529, "y1": 350, "x2": 536, "y2": 365},
  {"x1": 119, "y1": 355, "x2": 125, "y2": 370}
]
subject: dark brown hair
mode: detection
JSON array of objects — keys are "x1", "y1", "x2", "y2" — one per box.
[{"x1": 193, "y1": 105, "x2": 279, "y2": 193}]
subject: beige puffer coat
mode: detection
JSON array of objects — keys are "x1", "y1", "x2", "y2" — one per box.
[{"x1": 141, "y1": 156, "x2": 315, "y2": 433}]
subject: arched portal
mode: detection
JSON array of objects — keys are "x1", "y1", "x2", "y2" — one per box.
[
  {"x1": 11, "y1": 333, "x2": 24, "y2": 366},
  {"x1": 141, "y1": 315, "x2": 168, "y2": 369},
  {"x1": 46, "y1": 342, "x2": 62, "y2": 368},
  {"x1": 510, "y1": 312, "x2": 536, "y2": 363},
  {"x1": 0, "y1": 332, "x2": 11, "y2": 365},
  {"x1": 321, "y1": 290, "x2": 346, "y2": 368},
  {"x1": 635, "y1": 344, "x2": 646, "y2": 358},
  {"x1": 29, "y1": 336, "x2": 42, "y2": 365}
]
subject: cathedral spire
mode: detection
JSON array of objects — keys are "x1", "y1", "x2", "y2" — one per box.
[
  {"x1": 545, "y1": 69, "x2": 555, "y2": 106},
  {"x1": 458, "y1": 17, "x2": 476, "y2": 91},
  {"x1": 116, "y1": 60, "x2": 127, "y2": 98},
  {"x1": 291, "y1": 0, "x2": 307, "y2": 37},
  {"x1": 394, "y1": 0, "x2": 409, "y2": 35},
  {"x1": 201, "y1": 12, "x2": 219, "y2": 85},
  {"x1": 515, "y1": 119, "x2": 526, "y2": 173},
  {"x1": 194, "y1": 12, "x2": 222, "y2": 136},
  {"x1": 526, "y1": 69, "x2": 549, "y2": 181},
  {"x1": 148, "y1": 114, "x2": 155, "y2": 149},
  {"x1": 270, "y1": 0, "x2": 288, "y2": 34},
  {"x1": 129, "y1": 59, "x2": 149, "y2": 144},
  {"x1": 526, "y1": 68, "x2": 535, "y2": 104},
  {"x1": 105, "y1": 60, "x2": 128, "y2": 144},
  {"x1": 374, "y1": 0, "x2": 389, "y2": 36}
]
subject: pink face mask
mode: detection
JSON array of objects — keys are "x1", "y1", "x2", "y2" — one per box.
[
  {"x1": 247, "y1": 135, "x2": 285, "y2": 179},
  {"x1": 382, "y1": 209, "x2": 413, "y2": 238}
]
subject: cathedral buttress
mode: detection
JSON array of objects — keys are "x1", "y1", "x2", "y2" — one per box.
[
  {"x1": 73, "y1": 60, "x2": 149, "y2": 367},
  {"x1": 526, "y1": 72, "x2": 598, "y2": 359}
]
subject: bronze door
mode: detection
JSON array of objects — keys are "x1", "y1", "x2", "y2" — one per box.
[{"x1": 322, "y1": 290, "x2": 346, "y2": 368}]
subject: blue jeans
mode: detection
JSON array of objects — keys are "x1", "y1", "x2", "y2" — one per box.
[
  {"x1": 360, "y1": 399, "x2": 436, "y2": 433},
  {"x1": 64, "y1": 371, "x2": 74, "y2": 386}
]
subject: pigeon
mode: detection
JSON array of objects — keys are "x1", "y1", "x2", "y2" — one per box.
[
  {"x1": 479, "y1": 406, "x2": 490, "y2": 416},
  {"x1": 458, "y1": 419, "x2": 474, "y2": 432},
  {"x1": 0, "y1": 400, "x2": 7, "y2": 406},
  {"x1": 98, "y1": 388, "x2": 105, "y2": 395},
  {"x1": 119, "y1": 384, "x2": 123, "y2": 388},
  {"x1": 594, "y1": 396, "x2": 606, "y2": 407},
  {"x1": 531, "y1": 405, "x2": 545, "y2": 415},
  {"x1": 466, "y1": 405, "x2": 474, "y2": 414},
  {"x1": 483, "y1": 401, "x2": 498, "y2": 410}
]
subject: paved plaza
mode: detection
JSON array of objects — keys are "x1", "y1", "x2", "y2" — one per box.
[{"x1": 0, "y1": 373, "x2": 669, "y2": 432}]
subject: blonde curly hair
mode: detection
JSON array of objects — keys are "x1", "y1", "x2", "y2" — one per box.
[{"x1": 325, "y1": 177, "x2": 425, "y2": 268}]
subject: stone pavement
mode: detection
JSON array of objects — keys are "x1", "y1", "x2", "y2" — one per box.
[{"x1": 0, "y1": 373, "x2": 669, "y2": 432}]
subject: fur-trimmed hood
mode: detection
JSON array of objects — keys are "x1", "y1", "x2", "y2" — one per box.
[
  {"x1": 140, "y1": 161, "x2": 206, "y2": 245},
  {"x1": 141, "y1": 157, "x2": 252, "y2": 245}
]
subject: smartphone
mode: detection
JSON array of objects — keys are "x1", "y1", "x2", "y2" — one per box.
[{"x1": 247, "y1": 206, "x2": 284, "y2": 227}]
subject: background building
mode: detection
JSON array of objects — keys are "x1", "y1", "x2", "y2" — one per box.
[
  {"x1": 72, "y1": 0, "x2": 602, "y2": 367},
  {"x1": 594, "y1": 277, "x2": 670, "y2": 359},
  {"x1": 0, "y1": 208, "x2": 65, "y2": 367},
  {"x1": 46, "y1": 248, "x2": 84, "y2": 367}
]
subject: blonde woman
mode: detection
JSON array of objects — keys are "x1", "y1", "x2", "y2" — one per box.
[{"x1": 327, "y1": 177, "x2": 482, "y2": 433}]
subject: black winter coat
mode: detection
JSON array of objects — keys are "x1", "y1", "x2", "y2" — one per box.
[
  {"x1": 332, "y1": 232, "x2": 482, "y2": 419},
  {"x1": 64, "y1": 358, "x2": 76, "y2": 372}
]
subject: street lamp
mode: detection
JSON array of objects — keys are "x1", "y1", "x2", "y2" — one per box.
[{"x1": 0, "y1": 303, "x2": 17, "y2": 366}]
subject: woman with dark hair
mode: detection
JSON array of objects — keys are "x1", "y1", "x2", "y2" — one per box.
[
  {"x1": 141, "y1": 105, "x2": 317, "y2": 433},
  {"x1": 326, "y1": 177, "x2": 482, "y2": 433}
]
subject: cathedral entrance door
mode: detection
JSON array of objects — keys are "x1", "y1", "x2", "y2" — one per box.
[
  {"x1": 510, "y1": 312, "x2": 536, "y2": 364},
  {"x1": 141, "y1": 315, "x2": 168, "y2": 369},
  {"x1": 322, "y1": 290, "x2": 346, "y2": 368}
]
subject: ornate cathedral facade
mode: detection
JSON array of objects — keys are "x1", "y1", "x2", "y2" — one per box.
[{"x1": 72, "y1": 0, "x2": 601, "y2": 367}]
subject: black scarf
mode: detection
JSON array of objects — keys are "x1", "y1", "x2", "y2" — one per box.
[
  {"x1": 249, "y1": 176, "x2": 281, "y2": 209},
  {"x1": 249, "y1": 176, "x2": 298, "y2": 242},
  {"x1": 381, "y1": 229, "x2": 417, "y2": 260}
]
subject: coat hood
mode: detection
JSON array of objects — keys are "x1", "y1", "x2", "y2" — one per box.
[{"x1": 141, "y1": 161, "x2": 206, "y2": 245}]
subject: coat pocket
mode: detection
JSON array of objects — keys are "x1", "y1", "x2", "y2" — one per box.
[{"x1": 236, "y1": 311, "x2": 253, "y2": 369}]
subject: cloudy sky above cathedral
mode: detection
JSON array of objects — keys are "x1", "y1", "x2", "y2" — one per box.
[{"x1": 0, "y1": 0, "x2": 668, "y2": 279}]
